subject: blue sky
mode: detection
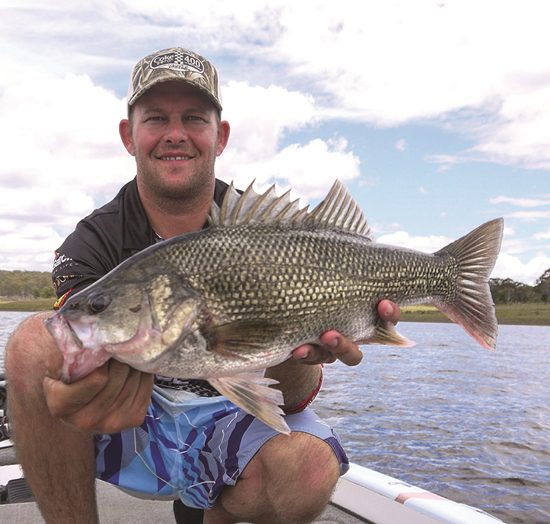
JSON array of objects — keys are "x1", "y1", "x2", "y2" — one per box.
[{"x1": 0, "y1": 0, "x2": 549, "y2": 284}]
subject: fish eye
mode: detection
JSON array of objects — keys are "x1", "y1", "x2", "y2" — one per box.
[{"x1": 87, "y1": 293, "x2": 111, "y2": 314}]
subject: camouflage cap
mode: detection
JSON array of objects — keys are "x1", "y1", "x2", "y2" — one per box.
[{"x1": 127, "y1": 47, "x2": 222, "y2": 111}]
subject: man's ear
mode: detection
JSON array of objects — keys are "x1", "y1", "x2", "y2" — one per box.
[
  {"x1": 119, "y1": 119, "x2": 135, "y2": 156},
  {"x1": 216, "y1": 120, "x2": 231, "y2": 157}
]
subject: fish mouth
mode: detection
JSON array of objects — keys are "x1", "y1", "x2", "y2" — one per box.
[
  {"x1": 65, "y1": 318, "x2": 84, "y2": 349},
  {"x1": 44, "y1": 313, "x2": 105, "y2": 383},
  {"x1": 44, "y1": 313, "x2": 78, "y2": 382},
  {"x1": 45, "y1": 313, "x2": 84, "y2": 350}
]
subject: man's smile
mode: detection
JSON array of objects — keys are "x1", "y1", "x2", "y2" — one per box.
[{"x1": 155, "y1": 153, "x2": 194, "y2": 161}]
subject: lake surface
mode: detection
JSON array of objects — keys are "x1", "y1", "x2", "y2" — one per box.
[{"x1": 1, "y1": 313, "x2": 549, "y2": 523}]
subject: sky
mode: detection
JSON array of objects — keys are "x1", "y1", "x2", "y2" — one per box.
[{"x1": 0, "y1": 0, "x2": 549, "y2": 285}]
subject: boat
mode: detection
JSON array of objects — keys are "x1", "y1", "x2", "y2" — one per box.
[{"x1": 0, "y1": 375, "x2": 505, "y2": 523}]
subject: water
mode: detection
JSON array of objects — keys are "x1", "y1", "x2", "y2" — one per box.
[
  {"x1": 316, "y1": 323, "x2": 550, "y2": 524},
  {"x1": 1, "y1": 314, "x2": 549, "y2": 523}
]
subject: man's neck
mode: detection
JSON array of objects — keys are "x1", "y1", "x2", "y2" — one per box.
[{"x1": 138, "y1": 180, "x2": 215, "y2": 239}]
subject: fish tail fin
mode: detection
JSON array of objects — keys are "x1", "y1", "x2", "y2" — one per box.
[{"x1": 434, "y1": 218, "x2": 503, "y2": 350}]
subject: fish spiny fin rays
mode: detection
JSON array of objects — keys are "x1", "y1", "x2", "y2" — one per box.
[
  {"x1": 210, "y1": 180, "x2": 304, "y2": 226},
  {"x1": 208, "y1": 374, "x2": 290, "y2": 434},
  {"x1": 433, "y1": 218, "x2": 504, "y2": 350},
  {"x1": 210, "y1": 180, "x2": 372, "y2": 238},
  {"x1": 305, "y1": 180, "x2": 372, "y2": 238}
]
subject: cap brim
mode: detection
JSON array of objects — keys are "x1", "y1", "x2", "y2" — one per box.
[{"x1": 128, "y1": 77, "x2": 222, "y2": 112}]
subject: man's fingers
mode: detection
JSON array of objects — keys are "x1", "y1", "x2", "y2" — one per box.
[
  {"x1": 291, "y1": 331, "x2": 363, "y2": 366},
  {"x1": 320, "y1": 331, "x2": 363, "y2": 366},
  {"x1": 43, "y1": 364, "x2": 110, "y2": 418},
  {"x1": 43, "y1": 360, "x2": 153, "y2": 433},
  {"x1": 293, "y1": 345, "x2": 337, "y2": 365},
  {"x1": 378, "y1": 299, "x2": 400, "y2": 324}
]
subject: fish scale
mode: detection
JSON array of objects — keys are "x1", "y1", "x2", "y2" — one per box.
[{"x1": 45, "y1": 180, "x2": 503, "y2": 434}]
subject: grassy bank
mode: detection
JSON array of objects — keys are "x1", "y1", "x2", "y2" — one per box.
[
  {"x1": 402, "y1": 304, "x2": 550, "y2": 326},
  {"x1": 0, "y1": 298, "x2": 55, "y2": 312},
  {"x1": 1, "y1": 299, "x2": 549, "y2": 326}
]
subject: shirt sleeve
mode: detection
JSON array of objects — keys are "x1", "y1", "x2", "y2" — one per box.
[{"x1": 51, "y1": 220, "x2": 121, "y2": 308}]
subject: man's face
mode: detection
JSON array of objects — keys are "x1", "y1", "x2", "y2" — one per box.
[{"x1": 120, "y1": 81, "x2": 229, "y2": 200}]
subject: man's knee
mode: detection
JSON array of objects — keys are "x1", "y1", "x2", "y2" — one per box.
[
  {"x1": 242, "y1": 432, "x2": 340, "y2": 522},
  {"x1": 262, "y1": 431, "x2": 340, "y2": 481}
]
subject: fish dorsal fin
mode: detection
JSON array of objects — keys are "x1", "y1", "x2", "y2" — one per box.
[
  {"x1": 304, "y1": 180, "x2": 371, "y2": 238},
  {"x1": 210, "y1": 180, "x2": 372, "y2": 239},
  {"x1": 210, "y1": 180, "x2": 304, "y2": 226}
]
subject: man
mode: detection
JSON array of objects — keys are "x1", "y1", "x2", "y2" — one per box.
[{"x1": 5, "y1": 47, "x2": 400, "y2": 524}]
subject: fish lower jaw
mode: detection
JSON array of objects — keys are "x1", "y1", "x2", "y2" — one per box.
[{"x1": 61, "y1": 346, "x2": 112, "y2": 383}]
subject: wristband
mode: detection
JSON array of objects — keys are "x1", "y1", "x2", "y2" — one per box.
[{"x1": 283, "y1": 365, "x2": 324, "y2": 415}]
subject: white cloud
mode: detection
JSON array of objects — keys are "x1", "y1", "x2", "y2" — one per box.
[
  {"x1": 0, "y1": 53, "x2": 132, "y2": 195},
  {"x1": 271, "y1": 138, "x2": 360, "y2": 198},
  {"x1": 425, "y1": 154, "x2": 463, "y2": 172},
  {"x1": 217, "y1": 82, "x2": 359, "y2": 198},
  {"x1": 492, "y1": 253, "x2": 550, "y2": 285},
  {"x1": 0, "y1": 45, "x2": 134, "y2": 270},
  {"x1": 271, "y1": 1, "x2": 550, "y2": 170},
  {"x1": 490, "y1": 196, "x2": 550, "y2": 207},
  {"x1": 506, "y1": 211, "x2": 550, "y2": 220},
  {"x1": 395, "y1": 139, "x2": 407, "y2": 152},
  {"x1": 220, "y1": 81, "x2": 317, "y2": 159},
  {"x1": 377, "y1": 231, "x2": 451, "y2": 254},
  {"x1": 0, "y1": 224, "x2": 65, "y2": 272},
  {"x1": 534, "y1": 228, "x2": 550, "y2": 240}
]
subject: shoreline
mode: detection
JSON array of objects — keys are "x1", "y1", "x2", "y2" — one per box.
[
  {"x1": 1, "y1": 300, "x2": 549, "y2": 326},
  {"x1": 401, "y1": 304, "x2": 550, "y2": 326}
]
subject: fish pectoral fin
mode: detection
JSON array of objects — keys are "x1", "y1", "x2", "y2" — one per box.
[
  {"x1": 359, "y1": 323, "x2": 415, "y2": 347},
  {"x1": 209, "y1": 319, "x2": 285, "y2": 354},
  {"x1": 208, "y1": 374, "x2": 290, "y2": 435}
]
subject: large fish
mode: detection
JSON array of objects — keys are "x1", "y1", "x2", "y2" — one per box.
[{"x1": 45, "y1": 181, "x2": 503, "y2": 434}]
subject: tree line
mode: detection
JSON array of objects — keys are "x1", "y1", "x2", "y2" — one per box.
[
  {"x1": 490, "y1": 268, "x2": 549, "y2": 304},
  {"x1": 0, "y1": 270, "x2": 56, "y2": 299},
  {"x1": 0, "y1": 268, "x2": 549, "y2": 303}
]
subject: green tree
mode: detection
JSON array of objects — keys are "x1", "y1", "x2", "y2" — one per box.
[
  {"x1": 489, "y1": 278, "x2": 535, "y2": 304},
  {"x1": 535, "y1": 268, "x2": 550, "y2": 304}
]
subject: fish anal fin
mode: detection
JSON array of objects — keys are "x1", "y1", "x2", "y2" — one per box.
[
  {"x1": 209, "y1": 374, "x2": 290, "y2": 435},
  {"x1": 359, "y1": 324, "x2": 415, "y2": 347}
]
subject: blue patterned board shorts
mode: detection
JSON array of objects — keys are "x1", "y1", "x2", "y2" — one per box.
[{"x1": 94, "y1": 386, "x2": 349, "y2": 509}]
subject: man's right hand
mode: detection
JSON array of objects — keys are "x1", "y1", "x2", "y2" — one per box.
[{"x1": 43, "y1": 359, "x2": 153, "y2": 434}]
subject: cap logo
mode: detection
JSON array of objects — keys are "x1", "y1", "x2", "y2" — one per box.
[{"x1": 151, "y1": 50, "x2": 205, "y2": 74}]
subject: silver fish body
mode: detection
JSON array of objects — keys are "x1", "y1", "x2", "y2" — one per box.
[{"x1": 46, "y1": 181, "x2": 503, "y2": 433}]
